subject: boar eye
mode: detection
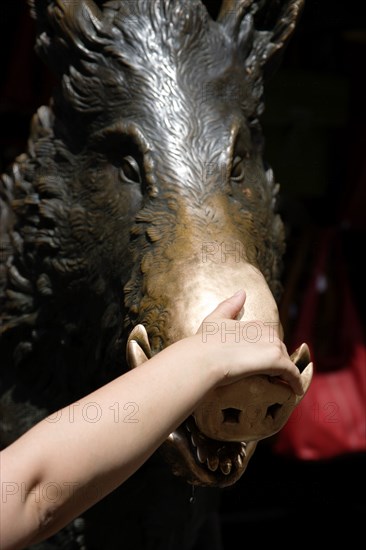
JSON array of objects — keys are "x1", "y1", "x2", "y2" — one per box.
[
  {"x1": 231, "y1": 156, "x2": 245, "y2": 182},
  {"x1": 119, "y1": 155, "x2": 141, "y2": 184}
]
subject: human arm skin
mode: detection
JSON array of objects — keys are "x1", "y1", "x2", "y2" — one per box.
[{"x1": 0, "y1": 290, "x2": 304, "y2": 550}]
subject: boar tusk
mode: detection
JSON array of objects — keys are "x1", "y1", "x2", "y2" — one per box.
[
  {"x1": 126, "y1": 324, "x2": 152, "y2": 369},
  {"x1": 295, "y1": 362, "x2": 313, "y2": 406},
  {"x1": 289, "y1": 341, "x2": 313, "y2": 401},
  {"x1": 290, "y1": 342, "x2": 311, "y2": 372}
]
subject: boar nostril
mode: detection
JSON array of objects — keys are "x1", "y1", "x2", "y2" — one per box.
[
  {"x1": 222, "y1": 408, "x2": 241, "y2": 424},
  {"x1": 266, "y1": 403, "x2": 282, "y2": 419}
]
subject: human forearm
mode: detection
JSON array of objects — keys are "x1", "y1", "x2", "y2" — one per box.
[{"x1": 0, "y1": 337, "x2": 215, "y2": 549}]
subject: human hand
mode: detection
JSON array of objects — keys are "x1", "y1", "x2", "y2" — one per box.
[{"x1": 196, "y1": 289, "x2": 308, "y2": 396}]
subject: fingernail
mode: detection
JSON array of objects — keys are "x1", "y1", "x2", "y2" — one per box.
[{"x1": 233, "y1": 289, "x2": 244, "y2": 297}]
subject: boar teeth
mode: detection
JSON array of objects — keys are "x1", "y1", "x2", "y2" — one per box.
[
  {"x1": 207, "y1": 456, "x2": 219, "y2": 472},
  {"x1": 235, "y1": 454, "x2": 243, "y2": 468},
  {"x1": 196, "y1": 446, "x2": 207, "y2": 464},
  {"x1": 220, "y1": 459, "x2": 232, "y2": 475},
  {"x1": 186, "y1": 418, "x2": 247, "y2": 475},
  {"x1": 239, "y1": 442, "x2": 247, "y2": 457}
]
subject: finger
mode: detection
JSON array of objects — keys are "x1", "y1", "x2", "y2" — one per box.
[{"x1": 204, "y1": 289, "x2": 246, "y2": 321}]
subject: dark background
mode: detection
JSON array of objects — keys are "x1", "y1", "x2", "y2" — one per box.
[{"x1": 1, "y1": 1, "x2": 365, "y2": 547}]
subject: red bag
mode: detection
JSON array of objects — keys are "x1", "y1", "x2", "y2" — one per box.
[{"x1": 274, "y1": 228, "x2": 366, "y2": 460}]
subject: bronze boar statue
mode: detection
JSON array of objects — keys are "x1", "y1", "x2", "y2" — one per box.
[{"x1": 0, "y1": 0, "x2": 312, "y2": 548}]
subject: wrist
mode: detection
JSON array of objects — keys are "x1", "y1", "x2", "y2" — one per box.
[{"x1": 162, "y1": 334, "x2": 220, "y2": 392}]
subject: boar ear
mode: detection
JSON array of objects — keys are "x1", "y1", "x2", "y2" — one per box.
[
  {"x1": 28, "y1": 0, "x2": 104, "y2": 73},
  {"x1": 218, "y1": 0, "x2": 304, "y2": 77}
]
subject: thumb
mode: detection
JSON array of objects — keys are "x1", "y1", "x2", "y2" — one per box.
[{"x1": 204, "y1": 289, "x2": 246, "y2": 321}]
